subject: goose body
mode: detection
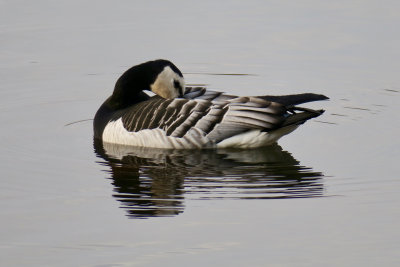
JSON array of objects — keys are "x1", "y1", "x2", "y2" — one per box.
[{"x1": 94, "y1": 59, "x2": 328, "y2": 149}]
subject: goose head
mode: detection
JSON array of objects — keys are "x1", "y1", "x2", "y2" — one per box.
[
  {"x1": 113, "y1": 59, "x2": 185, "y2": 102},
  {"x1": 149, "y1": 60, "x2": 185, "y2": 99}
]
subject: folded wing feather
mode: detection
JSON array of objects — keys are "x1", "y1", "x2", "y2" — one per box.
[{"x1": 119, "y1": 90, "x2": 286, "y2": 144}]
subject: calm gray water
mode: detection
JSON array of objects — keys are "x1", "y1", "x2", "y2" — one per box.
[{"x1": 1, "y1": 1, "x2": 399, "y2": 266}]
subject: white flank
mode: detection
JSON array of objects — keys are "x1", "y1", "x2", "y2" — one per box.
[
  {"x1": 103, "y1": 118, "x2": 300, "y2": 149},
  {"x1": 102, "y1": 118, "x2": 210, "y2": 149},
  {"x1": 217, "y1": 125, "x2": 300, "y2": 149}
]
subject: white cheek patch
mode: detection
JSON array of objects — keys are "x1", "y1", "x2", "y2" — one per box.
[{"x1": 150, "y1": 66, "x2": 185, "y2": 99}]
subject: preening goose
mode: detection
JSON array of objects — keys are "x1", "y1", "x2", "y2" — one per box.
[{"x1": 94, "y1": 59, "x2": 328, "y2": 149}]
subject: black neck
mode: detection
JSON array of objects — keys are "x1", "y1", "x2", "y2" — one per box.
[
  {"x1": 108, "y1": 64, "x2": 152, "y2": 110},
  {"x1": 93, "y1": 64, "x2": 153, "y2": 139}
]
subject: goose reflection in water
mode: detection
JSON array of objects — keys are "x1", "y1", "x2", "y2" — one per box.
[{"x1": 94, "y1": 139, "x2": 325, "y2": 218}]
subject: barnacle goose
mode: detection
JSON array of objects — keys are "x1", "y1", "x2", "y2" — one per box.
[{"x1": 94, "y1": 59, "x2": 328, "y2": 149}]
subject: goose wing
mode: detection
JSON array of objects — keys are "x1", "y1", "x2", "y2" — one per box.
[
  {"x1": 184, "y1": 86, "x2": 329, "y2": 106},
  {"x1": 119, "y1": 94, "x2": 286, "y2": 144},
  {"x1": 182, "y1": 86, "x2": 327, "y2": 135}
]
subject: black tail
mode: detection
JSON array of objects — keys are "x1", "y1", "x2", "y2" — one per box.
[{"x1": 259, "y1": 93, "x2": 329, "y2": 107}]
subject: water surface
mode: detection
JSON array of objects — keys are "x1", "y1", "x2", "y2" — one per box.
[{"x1": 1, "y1": 1, "x2": 399, "y2": 266}]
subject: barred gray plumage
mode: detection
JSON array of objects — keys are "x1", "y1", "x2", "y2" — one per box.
[{"x1": 119, "y1": 87, "x2": 286, "y2": 145}]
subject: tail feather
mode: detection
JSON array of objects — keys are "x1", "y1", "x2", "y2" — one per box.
[
  {"x1": 282, "y1": 108, "x2": 325, "y2": 127},
  {"x1": 260, "y1": 93, "x2": 329, "y2": 107}
]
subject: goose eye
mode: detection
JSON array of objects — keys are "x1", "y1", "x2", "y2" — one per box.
[
  {"x1": 173, "y1": 79, "x2": 181, "y2": 90},
  {"x1": 173, "y1": 79, "x2": 183, "y2": 96}
]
